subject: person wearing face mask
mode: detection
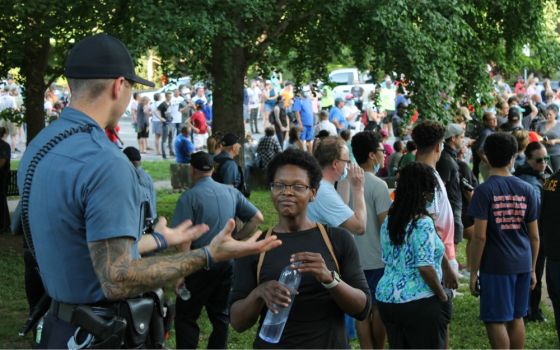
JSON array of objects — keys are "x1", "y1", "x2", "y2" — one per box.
[
  {"x1": 307, "y1": 136, "x2": 367, "y2": 235},
  {"x1": 349, "y1": 131, "x2": 393, "y2": 349}
]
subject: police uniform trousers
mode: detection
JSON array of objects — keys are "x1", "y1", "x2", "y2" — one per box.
[{"x1": 175, "y1": 261, "x2": 232, "y2": 349}]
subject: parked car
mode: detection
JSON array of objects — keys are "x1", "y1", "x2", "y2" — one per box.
[{"x1": 329, "y1": 68, "x2": 375, "y2": 100}]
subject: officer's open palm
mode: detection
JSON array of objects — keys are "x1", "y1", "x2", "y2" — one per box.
[
  {"x1": 155, "y1": 217, "x2": 209, "y2": 247},
  {"x1": 208, "y1": 219, "x2": 282, "y2": 262}
]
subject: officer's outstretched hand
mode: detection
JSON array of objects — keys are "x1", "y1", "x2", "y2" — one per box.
[
  {"x1": 208, "y1": 219, "x2": 282, "y2": 262},
  {"x1": 156, "y1": 217, "x2": 209, "y2": 247}
]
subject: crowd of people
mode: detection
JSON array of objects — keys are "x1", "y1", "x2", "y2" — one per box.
[{"x1": 9, "y1": 31, "x2": 560, "y2": 350}]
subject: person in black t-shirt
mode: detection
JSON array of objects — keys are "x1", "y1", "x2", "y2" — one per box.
[
  {"x1": 542, "y1": 171, "x2": 560, "y2": 340},
  {"x1": 229, "y1": 149, "x2": 370, "y2": 349},
  {"x1": 157, "y1": 92, "x2": 175, "y2": 159},
  {"x1": 0, "y1": 127, "x2": 10, "y2": 233}
]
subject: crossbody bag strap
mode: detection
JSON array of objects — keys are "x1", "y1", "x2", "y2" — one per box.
[
  {"x1": 21, "y1": 125, "x2": 94, "y2": 260},
  {"x1": 256, "y1": 228, "x2": 273, "y2": 285},
  {"x1": 317, "y1": 223, "x2": 340, "y2": 273}
]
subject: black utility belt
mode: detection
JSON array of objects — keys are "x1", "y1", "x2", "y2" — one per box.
[{"x1": 51, "y1": 290, "x2": 168, "y2": 349}]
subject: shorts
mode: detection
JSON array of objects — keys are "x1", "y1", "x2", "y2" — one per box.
[
  {"x1": 300, "y1": 125, "x2": 314, "y2": 141},
  {"x1": 193, "y1": 133, "x2": 209, "y2": 150},
  {"x1": 264, "y1": 103, "x2": 274, "y2": 113},
  {"x1": 151, "y1": 120, "x2": 163, "y2": 135},
  {"x1": 137, "y1": 126, "x2": 149, "y2": 139},
  {"x1": 479, "y1": 271, "x2": 530, "y2": 323},
  {"x1": 364, "y1": 268, "x2": 384, "y2": 304}
]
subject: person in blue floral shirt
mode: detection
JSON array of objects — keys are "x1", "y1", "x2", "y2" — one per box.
[{"x1": 376, "y1": 162, "x2": 453, "y2": 349}]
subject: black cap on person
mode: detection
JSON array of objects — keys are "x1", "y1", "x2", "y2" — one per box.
[
  {"x1": 123, "y1": 146, "x2": 141, "y2": 162},
  {"x1": 191, "y1": 152, "x2": 214, "y2": 171},
  {"x1": 64, "y1": 33, "x2": 155, "y2": 87}
]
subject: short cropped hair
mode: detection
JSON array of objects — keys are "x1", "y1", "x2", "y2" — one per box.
[
  {"x1": 265, "y1": 126, "x2": 275, "y2": 137},
  {"x1": 67, "y1": 78, "x2": 111, "y2": 100},
  {"x1": 351, "y1": 131, "x2": 381, "y2": 165},
  {"x1": 484, "y1": 132, "x2": 518, "y2": 168},
  {"x1": 313, "y1": 136, "x2": 346, "y2": 168},
  {"x1": 411, "y1": 120, "x2": 446, "y2": 152},
  {"x1": 267, "y1": 148, "x2": 322, "y2": 190},
  {"x1": 406, "y1": 140, "x2": 417, "y2": 152}
]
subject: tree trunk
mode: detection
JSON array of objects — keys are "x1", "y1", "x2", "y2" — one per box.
[
  {"x1": 210, "y1": 36, "x2": 247, "y2": 140},
  {"x1": 22, "y1": 37, "x2": 50, "y2": 144}
]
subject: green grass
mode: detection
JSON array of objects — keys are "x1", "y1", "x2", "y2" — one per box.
[
  {"x1": 142, "y1": 160, "x2": 173, "y2": 181},
  {"x1": 1, "y1": 189, "x2": 558, "y2": 348}
]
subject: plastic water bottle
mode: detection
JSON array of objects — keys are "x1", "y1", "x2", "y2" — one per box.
[
  {"x1": 258, "y1": 264, "x2": 301, "y2": 344},
  {"x1": 35, "y1": 318, "x2": 43, "y2": 344}
]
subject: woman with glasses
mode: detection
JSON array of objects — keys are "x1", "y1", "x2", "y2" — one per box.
[
  {"x1": 514, "y1": 141, "x2": 551, "y2": 323},
  {"x1": 229, "y1": 149, "x2": 371, "y2": 348},
  {"x1": 515, "y1": 141, "x2": 552, "y2": 198},
  {"x1": 537, "y1": 104, "x2": 560, "y2": 172},
  {"x1": 376, "y1": 162, "x2": 452, "y2": 349}
]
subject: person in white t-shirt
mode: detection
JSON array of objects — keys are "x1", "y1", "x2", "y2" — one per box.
[
  {"x1": 191, "y1": 86, "x2": 207, "y2": 107},
  {"x1": 315, "y1": 110, "x2": 337, "y2": 136},
  {"x1": 342, "y1": 94, "x2": 361, "y2": 136},
  {"x1": 411, "y1": 121, "x2": 460, "y2": 285},
  {"x1": 247, "y1": 80, "x2": 262, "y2": 134},
  {"x1": 171, "y1": 89, "x2": 186, "y2": 136}
]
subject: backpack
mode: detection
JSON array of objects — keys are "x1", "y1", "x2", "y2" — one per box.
[{"x1": 212, "y1": 157, "x2": 251, "y2": 198}]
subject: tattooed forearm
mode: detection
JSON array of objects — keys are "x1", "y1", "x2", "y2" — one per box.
[{"x1": 88, "y1": 238, "x2": 206, "y2": 300}]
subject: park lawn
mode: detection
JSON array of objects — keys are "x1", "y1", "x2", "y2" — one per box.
[
  {"x1": 0, "y1": 179, "x2": 557, "y2": 348},
  {"x1": 141, "y1": 159, "x2": 173, "y2": 181}
]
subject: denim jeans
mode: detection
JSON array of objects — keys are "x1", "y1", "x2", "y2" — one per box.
[{"x1": 161, "y1": 123, "x2": 174, "y2": 158}]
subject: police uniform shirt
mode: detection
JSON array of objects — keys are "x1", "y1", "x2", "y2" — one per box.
[
  {"x1": 171, "y1": 177, "x2": 257, "y2": 249},
  {"x1": 18, "y1": 107, "x2": 142, "y2": 305}
]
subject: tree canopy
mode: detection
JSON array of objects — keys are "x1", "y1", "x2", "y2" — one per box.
[{"x1": 0, "y1": 0, "x2": 558, "y2": 141}]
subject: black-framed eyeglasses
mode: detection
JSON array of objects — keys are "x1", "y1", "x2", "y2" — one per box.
[
  {"x1": 270, "y1": 182, "x2": 310, "y2": 194},
  {"x1": 535, "y1": 156, "x2": 551, "y2": 163},
  {"x1": 375, "y1": 148, "x2": 387, "y2": 155},
  {"x1": 337, "y1": 159, "x2": 352, "y2": 164}
]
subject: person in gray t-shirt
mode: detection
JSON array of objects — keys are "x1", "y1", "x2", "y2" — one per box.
[{"x1": 350, "y1": 131, "x2": 393, "y2": 349}]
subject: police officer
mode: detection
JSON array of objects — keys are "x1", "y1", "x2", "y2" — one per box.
[
  {"x1": 18, "y1": 33, "x2": 280, "y2": 348},
  {"x1": 172, "y1": 152, "x2": 264, "y2": 349}
]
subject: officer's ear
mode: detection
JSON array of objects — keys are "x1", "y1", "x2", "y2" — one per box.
[{"x1": 112, "y1": 77, "x2": 128, "y2": 100}]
